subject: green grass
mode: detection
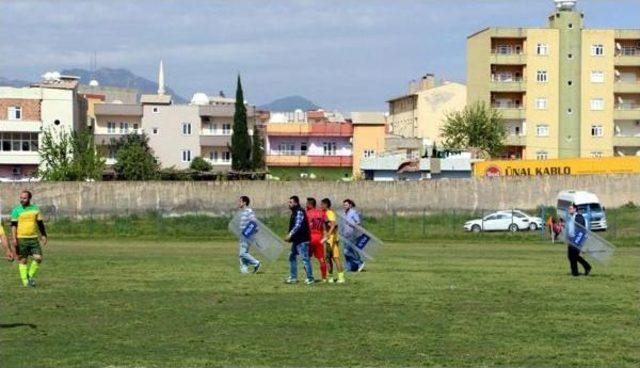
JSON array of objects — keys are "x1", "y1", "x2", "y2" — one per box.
[
  {"x1": 1, "y1": 237, "x2": 639, "y2": 367},
  {"x1": 267, "y1": 167, "x2": 352, "y2": 181}
]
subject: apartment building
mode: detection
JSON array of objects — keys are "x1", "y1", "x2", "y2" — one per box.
[
  {"x1": 265, "y1": 110, "x2": 353, "y2": 179},
  {"x1": 94, "y1": 61, "x2": 257, "y2": 170},
  {"x1": 350, "y1": 112, "x2": 386, "y2": 178},
  {"x1": 387, "y1": 74, "x2": 467, "y2": 146},
  {"x1": 467, "y1": 0, "x2": 640, "y2": 159},
  {"x1": 0, "y1": 74, "x2": 85, "y2": 180}
]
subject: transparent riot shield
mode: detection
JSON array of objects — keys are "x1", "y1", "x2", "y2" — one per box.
[{"x1": 228, "y1": 211, "x2": 285, "y2": 261}]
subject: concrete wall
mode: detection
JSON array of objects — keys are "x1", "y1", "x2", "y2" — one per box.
[{"x1": 1, "y1": 175, "x2": 639, "y2": 218}]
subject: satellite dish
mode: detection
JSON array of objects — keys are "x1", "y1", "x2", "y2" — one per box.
[
  {"x1": 615, "y1": 125, "x2": 621, "y2": 135},
  {"x1": 616, "y1": 43, "x2": 622, "y2": 51},
  {"x1": 554, "y1": 0, "x2": 577, "y2": 10},
  {"x1": 615, "y1": 69, "x2": 621, "y2": 77},
  {"x1": 618, "y1": 96, "x2": 624, "y2": 104},
  {"x1": 89, "y1": 79, "x2": 99, "y2": 87}
]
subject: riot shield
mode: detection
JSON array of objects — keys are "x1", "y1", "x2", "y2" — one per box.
[
  {"x1": 337, "y1": 212, "x2": 384, "y2": 260},
  {"x1": 560, "y1": 221, "x2": 615, "y2": 266},
  {"x1": 228, "y1": 211, "x2": 285, "y2": 261}
]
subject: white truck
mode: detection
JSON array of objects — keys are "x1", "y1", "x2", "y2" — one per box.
[{"x1": 557, "y1": 190, "x2": 607, "y2": 231}]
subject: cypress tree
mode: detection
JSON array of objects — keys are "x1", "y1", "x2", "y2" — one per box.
[
  {"x1": 251, "y1": 125, "x2": 265, "y2": 170},
  {"x1": 230, "y1": 75, "x2": 252, "y2": 171}
]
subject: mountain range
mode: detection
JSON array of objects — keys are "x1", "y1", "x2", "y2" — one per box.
[
  {"x1": 1, "y1": 68, "x2": 321, "y2": 111},
  {"x1": 258, "y1": 95, "x2": 320, "y2": 111}
]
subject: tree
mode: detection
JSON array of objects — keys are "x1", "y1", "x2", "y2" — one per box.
[
  {"x1": 38, "y1": 128, "x2": 105, "y2": 181},
  {"x1": 112, "y1": 134, "x2": 160, "y2": 180},
  {"x1": 190, "y1": 156, "x2": 213, "y2": 172},
  {"x1": 230, "y1": 74, "x2": 252, "y2": 171},
  {"x1": 251, "y1": 126, "x2": 265, "y2": 170},
  {"x1": 440, "y1": 101, "x2": 506, "y2": 158}
]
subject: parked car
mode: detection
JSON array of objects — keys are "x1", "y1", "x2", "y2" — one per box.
[{"x1": 464, "y1": 210, "x2": 544, "y2": 233}]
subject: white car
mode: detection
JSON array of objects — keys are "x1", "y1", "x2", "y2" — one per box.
[{"x1": 464, "y1": 210, "x2": 543, "y2": 233}]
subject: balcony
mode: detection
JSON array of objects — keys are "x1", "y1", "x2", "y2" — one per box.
[
  {"x1": 614, "y1": 46, "x2": 640, "y2": 66},
  {"x1": 490, "y1": 50, "x2": 526, "y2": 65},
  {"x1": 0, "y1": 151, "x2": 40, "y2": 165},
  {"x1": 490, "y1": 77, "x2": 526, "y2": 92},
  {"x1": 0, "y1": 120, "x2": 42, "y2": 133},
  {"x1": 613, "y1": 135, "x2": 640, "y2": 147},
  {"x1": 614, "y1": 80, "x2": 640, "y2": 93},
  {"x1": 505, "y1": 134, "x2": 527, "y2": 146},
  {"x1": 266, "y1": 154, "x2": 311, "y2": 167},
  {"x1": 266, "y1": 152, "x2": 352, "y2": 167},
  {"x1": 94, "y1": 132, "x2": 142, "y2": 145},
  {"x1": 266, "y1": 122, "x2": 353, "y2": 137},
  {"x1": 200, "y1": 135, "x2": 231, "y2": 146},
  {"x1": 614, "y1": 103, "x2": 640, "y2": 120},
  {"x1": 492, "y1": 102, "x2": 526, "y2": 119}
]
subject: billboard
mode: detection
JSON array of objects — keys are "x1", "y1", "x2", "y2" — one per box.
[{"x1": 473, "y1": 157, "x2": 640, "y2": 177}]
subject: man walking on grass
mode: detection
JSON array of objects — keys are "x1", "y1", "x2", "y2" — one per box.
[
  {"x1": 565, "y1": 203, "x2": 592, "y2": 277},
  {"x1": 285, "y1": 196, "x2": 313, "y2": 285},
  {"x1": 342, "y1": 199, "x2": 365, "y2": 272},
  {"x1": 306, "y1": 197, "x2": 328, "y2": 282},
  {"x1": 11, "y1": 190, "x2": 48, "y2": 287},
  {"x1": 237, "y1": 196, "x2": 261, "y2": 274}
]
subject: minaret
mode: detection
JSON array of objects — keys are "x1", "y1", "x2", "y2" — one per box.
[{"x1": 157, "y1": 60, "x2": 166, "y2": 95}]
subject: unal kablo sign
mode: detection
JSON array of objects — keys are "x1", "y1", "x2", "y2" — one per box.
[
  {"x1": 228, "y1": 212, "x2": 285, "y2": 261},
  {"x1": 474, "y1": 156, "x2": 640, "y2": 177}
]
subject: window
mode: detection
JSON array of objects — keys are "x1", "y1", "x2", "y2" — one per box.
[
  {"x1": 107, "y1": 122, "x2": 116, "y2": 134},
  {"x1": 278, "y1": 142, "x2": 295, "y2": 155},
  {"x1": 496, "y1": 45, "x2": 513, "y2": 55},
  {"x1": 536, "y1": 124, "x2": 550, "y2": 137},
  {"x1": 591, "y1": 71, "x2": 604, "y2": 83},
  {"x1": 209, "y1": 150, "x2": 218, "y2": 161},
  {"x1": 222, "y1": 123, "x2": 232, "y2": 135},
  {"x1": 8, "y1": 106, "x2": 22, "y2": 120},
  {"x1": 300, "y1": 142, "x2": 308, "y2": 155},
  {"x1": 364, "y1": 149, "x2": 376, "y2": 158},
  {"x1": 591, "y1": 44, "x2": 604, "y2": 56},
  {"x1": 182, "y1": 122, "x2": 192, "y2": 135},
  {"x1": 152, "y1": 127, "x2": 159, "y2": 135},
  {"x1": 221, "y1": 151, "x2": 231, "y2": 162},
  {"x1": 536, "y1": 43, "x2": 549, "y2": 56},
  {"x1": 119, "y1": 122, "x2": 129, "y2": 134},
  {"x1": 133, "y1": 124, "x2": 139, "y2": 133},
  {"x1": 536, "y1": 70, "x2": 548, "y2": 82},
  {"x1": 590, "y1": 151, "x2": 603, "y2": 158},
  {"x1": 535, "y1": 98, "x2": 548, "y2": 110},
  {"x1": 0, "y1": 132, "x2": 39, "y2": 152},
  {"x1": 536, "y1": 151, "x2": 549, "y2": 160},
  {"x1": 323, "y1": 142, "x2": 337, "y2": 156},
  {"x1": 152, "y1": 107, "x2": 159, "y2": 113},
  {"x1": 206, "y1": 123, "x2": 217, "y2": 134},
  {"x1": 591, "y1": 125, "x2": 604, "y2": 137},
  {"x1": 590, "y1": 98, "x2": 604, "y2": 111},
  {"x1": 181, "y1": 150, "x2": 192, "y2": 163}
]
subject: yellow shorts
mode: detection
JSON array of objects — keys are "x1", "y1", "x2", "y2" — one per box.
[{"x1": 325, "y1": 239, "x2": 341, "y2": 258}]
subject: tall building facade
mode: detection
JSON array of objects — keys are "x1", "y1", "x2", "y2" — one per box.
[{"x1": 467, "y1": 0, "x2": 640, "y2": 159}]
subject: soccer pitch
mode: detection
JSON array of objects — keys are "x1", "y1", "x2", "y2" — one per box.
[{"x1": 1, "y1": 238, "x2": 639, "y2": 367}]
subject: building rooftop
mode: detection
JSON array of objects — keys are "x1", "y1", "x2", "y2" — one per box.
[
  {"x1": 351, "y1": 112, "x2": 386, "y2": 125},
  {"x1": 140, "y1": 94, "x2": 172, "y2": 105}
]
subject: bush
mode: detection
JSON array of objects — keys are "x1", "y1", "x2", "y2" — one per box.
[{"x1": 189, "y1": 156, "x2": 213, "y2": 172}]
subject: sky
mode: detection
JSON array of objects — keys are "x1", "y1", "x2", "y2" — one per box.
[{"x1": 1, "y1": 0, "x2": 639, "y2": 111}]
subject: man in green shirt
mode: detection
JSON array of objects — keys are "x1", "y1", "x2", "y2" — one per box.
[{"x1": 11, "y1": 190, "x2": 48, "y2": 287}]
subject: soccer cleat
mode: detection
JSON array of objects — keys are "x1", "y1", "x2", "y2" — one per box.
[
  {"x1": 357, "y1": 262, "x2": 366, "y2": 272},
  {"x1": 284, "y1": 277, "x2": 298, "y2": 284},
  {"x1": 27, "y1": 278, "x2": 36, "y2": 288},
  {"x1": 304, "y1": 278, "x2": 314, "y2": 285},
  {"x1": 328, "y1": 278, "x2": 335, "y2": 283},
  {"x1": 253, "y1": 262, "x2": 261, "y2": 274},
  {"x1": 336, "y1": 278, "x2": 345, "y2": 284},
  {"x1": 322, "y1": 278, "x2": 328, "y2": 283}
]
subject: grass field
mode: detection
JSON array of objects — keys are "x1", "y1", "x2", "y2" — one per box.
[{"x1": 1, "y1": 235, "x2": 639, "y2": 367}]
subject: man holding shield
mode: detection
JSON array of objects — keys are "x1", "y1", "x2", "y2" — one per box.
[{"x1": 565, "y1": 203, "x2": 592, "y2": 277}]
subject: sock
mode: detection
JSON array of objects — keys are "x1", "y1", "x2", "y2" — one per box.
[
  {"x1": 18, "y1": 264, "x2": 29, "y2": 286},
  {"x1": 28, "y1": 260, "x2": 40, "y2": 279},
  {"x1": 338, "y1": 272, "x2": 345, "y2": 281},
  {"x1": 320, "y1": 261, "x2": 328, "y2": 279}
]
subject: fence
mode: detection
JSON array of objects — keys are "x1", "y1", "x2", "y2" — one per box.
[{"x1": 41, "y1": 205, "x2": 640, "y2": 247}]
